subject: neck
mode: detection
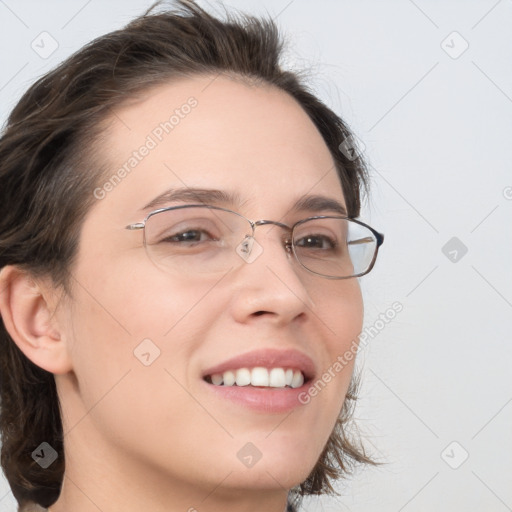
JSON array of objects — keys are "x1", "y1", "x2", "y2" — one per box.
[{"x1": 48, "y1": 421, "x2": 291, "y2": 512}]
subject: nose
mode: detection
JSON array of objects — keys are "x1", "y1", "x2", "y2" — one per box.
[{"x1": 228, "y1": 226, "x2": 315, "y2": 326}]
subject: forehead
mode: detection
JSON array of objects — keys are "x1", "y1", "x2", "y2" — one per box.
[{"x1": 94, "y1": 74, "x2": 344, "y2": 220}]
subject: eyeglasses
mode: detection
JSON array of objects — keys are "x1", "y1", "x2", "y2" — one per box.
[{"x1": 125, "y1": 204, "x2": 384, "y2": 279}]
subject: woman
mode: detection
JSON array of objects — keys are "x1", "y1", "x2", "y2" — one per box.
[{"x1": 0, "y1": 1, "x2": 384, "y2": 511}]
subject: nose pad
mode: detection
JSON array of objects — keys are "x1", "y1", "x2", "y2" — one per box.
[
  {"x1": 237, "y1": 227, "x2": 293, "y2": 267},
  {"x1": 283, "y1": 237, "x2": 293, "y2": 256},
  {"x1": 232, "y1": 221, "x2": 301, "y2": 280},
  {"x1": 235, "y1": 235, "x2": 264, "y2": 264}
]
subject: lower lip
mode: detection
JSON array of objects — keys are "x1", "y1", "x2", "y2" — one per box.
[{"x1": 202, "y1": 380, "x2": 311, "y2": 413}]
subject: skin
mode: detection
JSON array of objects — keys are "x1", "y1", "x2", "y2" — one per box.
[{"x1": 0, "y1": 75, "x2": 363, "y2": 512}]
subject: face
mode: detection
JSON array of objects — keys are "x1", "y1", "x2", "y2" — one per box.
[{"x1": 55, "y1": 75, "x2": 363, "y2": 503}]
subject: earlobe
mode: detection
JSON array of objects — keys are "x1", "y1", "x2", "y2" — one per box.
[{"x1": 0, "y1": 265, "x2": 73, "y2": 375}]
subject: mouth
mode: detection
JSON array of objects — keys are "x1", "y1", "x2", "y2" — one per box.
[
  {"x1": 200, "y1": 348, "x2": 316, "y2": 413},
  {"x1": 203, "y1": 367, "x2": 308, "y2": 389}
]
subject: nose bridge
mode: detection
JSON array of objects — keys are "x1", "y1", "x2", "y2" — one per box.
[
  {"x1": 245, "y1": 220, "x2": 290, "y2": 263},
  {"x1": 234, "y1": 219, "x2": 315, "y2": 316},
  {"x1": 243, "y1": 219, "x2": 314, "y2": 298},
  {"x1": 252, "y1": 219, "x2": 292, "y2": 248}
]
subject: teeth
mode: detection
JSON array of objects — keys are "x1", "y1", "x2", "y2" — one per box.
[
  {"x1": 251, "y1": 367, "x2": 269, "y2": 386},
  {"x1": 208, "y1": 367, "x2": 305, "y2": 389},
  {"x1": 269, "y1": 368, "x2": 285, "y2": 387},
  {"x1": 235, "y1": 368, "x2": 251, "y2": 386},
  {"x1": 223, "y1": 370, "x2": 236, "y2": 386},
  {"x1": 291, "y1": 370, "x2": 304, "y2": 388},
  {"x1": 211, "y1": 374, "x2": 223, "y2": 386}
]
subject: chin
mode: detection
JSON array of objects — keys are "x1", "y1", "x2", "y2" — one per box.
[
  {"x1": 224, "y1": 443, "x2": 318, "y2": 491},
  {"x1": 224, "y1": 463, "x2": 312, "y2": 492}
]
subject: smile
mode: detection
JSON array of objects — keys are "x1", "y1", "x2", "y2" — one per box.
[{"x1": 204, "y1": 367, "x2": 305, "y2": 388}]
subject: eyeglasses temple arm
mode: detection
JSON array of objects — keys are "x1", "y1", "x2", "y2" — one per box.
[
  {"x1": 125, "y1": 223, "x2": 145, "y2": 230},
  {"x1": 348, "y1": 232, "x2": 384, "y2": 247},
  {"x1": 348, "y1": 236, "x2": 374, "y2": 245}
]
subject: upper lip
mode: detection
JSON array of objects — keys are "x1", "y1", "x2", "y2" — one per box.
[{"x1": 201, "y1": 348, "x2": 316, "y2": 381}]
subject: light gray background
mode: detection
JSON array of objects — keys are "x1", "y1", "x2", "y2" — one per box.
[{"x1": 1, "y1": 1, "x2": 511, "y2": 511}]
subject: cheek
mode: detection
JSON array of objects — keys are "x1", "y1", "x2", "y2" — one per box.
[
  {"x1": 308, "y1": 280, "x2": 363, "y2": 408},
  {"x1": 62, "y1": 267, "x2": 223, "y2": 455},
  {"x1": 64, "y1": 256, "x2": 232, "y2": 412},
  {"x1": 71, "y1": 246, "x2": 223, "y2": 339},
  {"x1": 316, "y1": 279, "x2": 364, "y2": 348}
]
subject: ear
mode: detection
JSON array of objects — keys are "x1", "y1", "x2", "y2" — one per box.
[{"x1": 0, "y1": 265, "x2": 73, "y2": 375}]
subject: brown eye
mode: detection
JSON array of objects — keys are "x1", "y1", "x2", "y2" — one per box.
[
  {"x1": 163, "y1": 229, "x2": 217, "y2": 243},
  {"x1": 295, "y1": 234, "x2": 336, "y2": 250}
]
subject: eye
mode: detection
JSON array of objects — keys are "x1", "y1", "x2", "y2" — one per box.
[
  {"x1": 295, "y1": 234, "x2": 336, "y2": 250},
  {"x1": 163, "y1": 228, "x2": 217, "y2": 244},
  {"x1": 153, "y1": 217, "x2": 223, "y2": 246}
]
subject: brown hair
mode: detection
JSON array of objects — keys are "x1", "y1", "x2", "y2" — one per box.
[{"x1": 0, "y1": 1, "x2": 379, "y2": 509}]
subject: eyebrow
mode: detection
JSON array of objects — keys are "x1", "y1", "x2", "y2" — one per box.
[
  {"x1": 140, "y1": 187, "x2": 348, "y2": 216},
  {"x1": 291, "y1": 194, "x2": 347, "y2": 216},
  {"x1": 140, "y1": 187, "x2": 241, "y2": 211}
]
